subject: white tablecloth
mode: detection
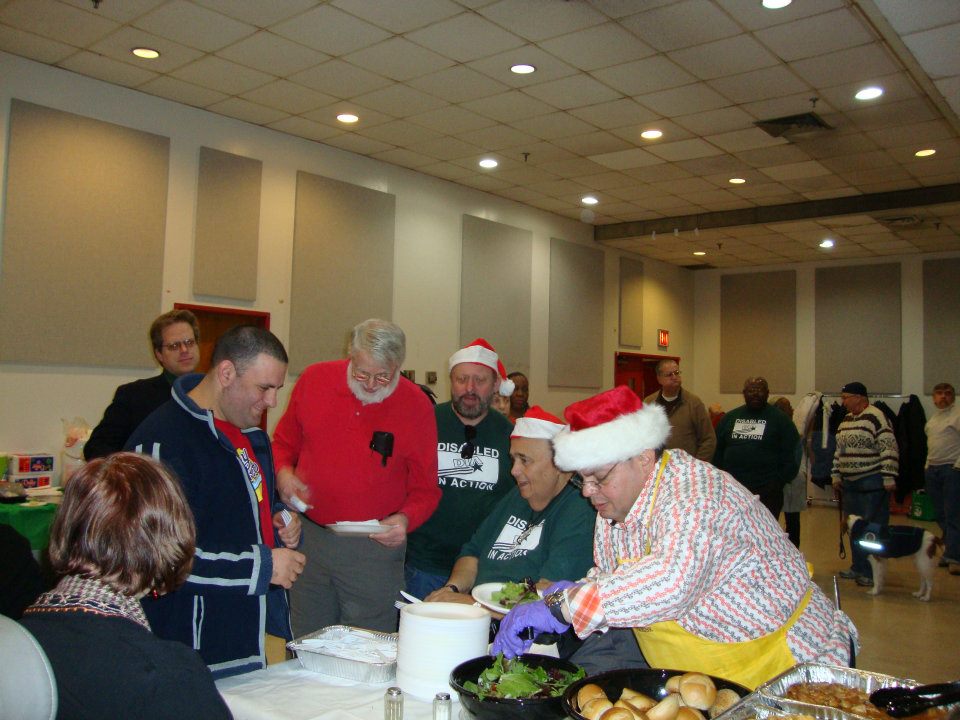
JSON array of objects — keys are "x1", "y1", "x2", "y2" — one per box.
[{"x1": 216, "y1": 660, "x2": 439, "y2": 720}]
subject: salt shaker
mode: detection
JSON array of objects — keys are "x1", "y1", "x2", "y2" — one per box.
[
  {"x1": 433, "y1": 692, "x2": 451, "y2": 720},
  {"x1": 384, "y1": 686, "x2": 403, "y2": 720}
]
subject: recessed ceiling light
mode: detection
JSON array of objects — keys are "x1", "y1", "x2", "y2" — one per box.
[
  {"x1": 131, "y1": 47, "x2": 160, "y2": 59},
  {"x1": 511, "y1": 64, "x2": 535, "y2": 74},
  {"x1": 819, "y1": 239, "x2": 835, "y2": 249},
  {"x1": 729, "y1": 178, "x2": 746, "y2": 184},
  {"x1": 762, "y1": 0, "x2": 792, "y2": 8},
  {"x1": 693, "y1": 251, "x2": 706, "y2": 256},
  {"x1": 855, "y1": 86, "x2": 883, "y2": 101},
  {"x1": 582, "y1": 195, "x2": 599, "y2": 205},
  {"x1": 640, "y1": 129, "x2": 663, "y2": 140},
  {"x1": 336, "y1": 113, "x2": 359, "y2": 124},
  {"x1": 915, "y1": 148, "x2": 936, "y2": 157},
  {"x1": 479, "y1": 158, "x2": 498, "y2": 169}
]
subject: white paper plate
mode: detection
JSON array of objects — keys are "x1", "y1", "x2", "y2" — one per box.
[
  {"x1": 324, "y1": 521, "x2": 390, "y2": 536},
  {"x1": 471, "y1": 582, "x2": 541, "y2": 614}
]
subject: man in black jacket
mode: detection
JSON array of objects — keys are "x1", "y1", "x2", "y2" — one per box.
[{"x1": 85, "y1": 309, "x2": 200, "y2": 459}]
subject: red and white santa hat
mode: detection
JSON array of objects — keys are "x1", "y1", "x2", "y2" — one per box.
[
  {"x1": 553, "y1": 385, "x2": 671, "y2": 471},
  {"x1": 511, "y1": 406, "x2": 565, "y2": 440},
  {"x1": 448, "y1": 338, "x2": 515, "y2": 396}
]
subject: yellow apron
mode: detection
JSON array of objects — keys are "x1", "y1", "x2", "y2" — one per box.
[{"x1": 623, "y1": 451, "x2": 808, "y2": 690}]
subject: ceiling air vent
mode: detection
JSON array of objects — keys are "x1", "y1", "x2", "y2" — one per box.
[
  {"x1": 875, "y1": 214, "x2": 923, "y2": 227},
  {"x1": 754, "y1": 112, "x2": 832, "y2": 138}
]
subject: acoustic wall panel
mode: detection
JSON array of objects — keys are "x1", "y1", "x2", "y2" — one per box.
[
  {"x1": 0, "y1": 100, "x2": 169, "y2": 367},
  {"x1": 619, "y1": 257, "x2": 644, "y2": 348},
  {"x1": 720, "y1": 270, "x2": 796, "y2": 393},
  {"x1": 549, "y1": 238, "x2": 603, "y2": 388},
  {"x1": 815, "y1": 263, "x2": 901, "y2": 394},
  {"x1": 290, "y1": 172, "x2": 395, "y2": 373},
  {"x1": 923, "y1": 258, "x2": 960, "y2": 392},
  {"x1": 193, "y1": 147, "x2": 262, "y2": 301},
  {"x1": 460, "y1": 215, "x2": 531, "y2": 376}
]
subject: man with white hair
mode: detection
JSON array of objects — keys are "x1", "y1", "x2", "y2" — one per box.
[
  {"x1": 492, "y1": 385, "x2": 858, "y2": 689},
  {"x1": 273, "y1": 319, "x2": 439, "y2": 634},
  {"x1": 405, "y1": 338, "x2": 516, "y2": 598}
]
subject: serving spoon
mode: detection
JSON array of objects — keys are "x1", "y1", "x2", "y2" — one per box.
[{"x1": 869, "y1": 681, "x2": 960, "y2": 717}]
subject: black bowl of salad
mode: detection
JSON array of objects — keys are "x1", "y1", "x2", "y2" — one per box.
[{"x1": 450, "y1": 653, "x2": 585, "y2": 720}]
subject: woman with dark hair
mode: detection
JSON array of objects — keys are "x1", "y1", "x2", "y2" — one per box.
[
  {"x1": 20, "y1": 453, "x2": 231, "y2": 720},
  {"x1": 507, "y1": 371, "x2": 530, "y2": 423}
]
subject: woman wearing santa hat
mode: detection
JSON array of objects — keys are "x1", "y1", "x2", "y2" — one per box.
[
  {"x1": 424, "y1": 406, "x2": 594, "y2": 605},
  {"x1": 492, "y1": 385, "x2": 859, "y2": 689}
]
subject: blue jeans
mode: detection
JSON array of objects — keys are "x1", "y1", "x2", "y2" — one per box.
[
  {"x1": 404, "y1": 564, "x2": 448, "y2": 600},
  {"x1": 843, "y1": 474, "x2": 890, "y2": 579},
  {"x1": 925, "y1": 464, "x2": 960, "y2": 563}
]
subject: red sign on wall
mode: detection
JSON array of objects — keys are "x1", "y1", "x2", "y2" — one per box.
[{"x1": 658, "y1": 329, "x2": 669, "y2": 348}]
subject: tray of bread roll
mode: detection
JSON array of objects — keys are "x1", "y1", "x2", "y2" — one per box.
[{"x1": 754, "y1": 663, "x2": 957, "y2": 720}]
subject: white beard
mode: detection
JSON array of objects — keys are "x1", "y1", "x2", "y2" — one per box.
[{"x1": 347, "y1": 372, "x2": 399, "y2": 405}]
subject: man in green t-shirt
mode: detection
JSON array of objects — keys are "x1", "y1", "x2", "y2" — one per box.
[{"x1": 405, "y1": 339, "x2": 515, "y2": 598}]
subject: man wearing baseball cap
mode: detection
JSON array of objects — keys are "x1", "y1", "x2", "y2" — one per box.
[
  {"x1": 492, "y1": 385, "x2": 858, "y2": 689},
  {"x1": 405, "y1": 339, "x2": 516, "y2": 598},
  {"x1": 831, "y1": 381, "x2": 899, "y2": 586}
]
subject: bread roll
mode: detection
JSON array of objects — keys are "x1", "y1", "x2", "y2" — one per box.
[
  {"x1": 708, "y1": 689, "x2": 742, "y2": 718},
  {"x1": 582, "y1": 698, "x2": 615, "y2": 720},
  {"x1": 677, "y1": 706, "x2": 705, "y2": 720},
  {"x1": 678, "y1": 673, "x2": 717, "y2": 710},
  {"x1": 620, "y1": 689, "x2": 657, "y2": 710},
  {"x1": 578, "y1": 684, "x2": 609, "y2": 710},
  {"x1": 665, "y1": 676, "x2": 682, "y2": 693},
  {"x1": 647, "y1": 692, "x2": 680, "y2": 720},
  {"x1": 602, "y1": 708, "x2": 637, "y2": 720}
]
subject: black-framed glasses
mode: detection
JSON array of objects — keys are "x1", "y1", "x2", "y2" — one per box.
[
  {"x1": 461, "y1": 425, "x2": 477, "y2": 459},
  {"x1": 161, "y1": 338, "x2": 197, "y2": 353}
]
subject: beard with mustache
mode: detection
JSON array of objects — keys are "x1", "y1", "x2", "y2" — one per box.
[
  {"x1": 347, "y1": 370, "x2": 400, "y2": 405},
  {"x1": 452, "y1": 388, "x2": 494, "y2": 420}
]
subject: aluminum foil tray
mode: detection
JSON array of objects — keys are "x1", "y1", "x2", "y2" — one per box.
[
  {"x1": 287, "y1": 625, "x2": 397, "y2": 683},
  {"x1": 715, "y1": 691, "x2": 864, "y2": 720},
  {"x1": 755, "y1": 663, "x2": 959, "y2": 720}
]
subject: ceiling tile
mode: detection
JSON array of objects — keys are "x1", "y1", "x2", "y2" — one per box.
[
  {"x1": 370, "y1": 147, "x2": 437, "y2": 169},
  {"x1": 457, "y1": 124, "x2": 540, "y2": 151},
  {"x1": 568, "y1": 98, "x2": 659, "y2": 130},
  {"x1": 652, "y1": 177, "x2": 718, "y2": 195},
  {"x1": 345, "y1": 37, "x2": 453, "y2": 82},
  {"x1": 267, "y1": 115, "x2": 342, "y2": 142},
  {"x1": 171, "y1": 55, "x2": 273, "y2": 94},
  {"x1": 0, "y1": 24, "x2": 78, "y2": 64},
  {"x1": 537, "y1": 157, "x2": 609, "y2": 178},
  {"x1": 754, "y1": 8, "x2": 874, "y2": 62},
  {"x1": 816, "y1": 72, "x2": 921, "y2": 113},
  {"x1": 408, "y1": 105, "x2": 496, "y2": 134},
  {"x1": 59, "y1": 49, "x2": 157, "y2": 87},
  {"x1": 302, "y1": 102, "x2": 394, "y2": 130},
  {"x1": 673, "y1": 106, "x2": 757, "y2": 135},
  {"x1": 351, "y1": 83, "x2": 448, "y2": 117},
  {"x1": 552, "y1": 130, "x2": 633, "y2": 155},
  {"x1": 669, "y1": 34, "x2": 778, "y2": 81},
  {"x1": 217, "y1": 31, "x2": 328, "y2": 77},
  {"x1": 589, "y1": 147, "x2": 665, "y2": 170},
  {"x1": 138, "y1": 75, "x2": 228, "y2": 107},
  {"x1": 904, "y1": 23, "x2": 960, "y2": 78},
  {"x1": 540, "y1": 21, "x2": 655, "y2": 71},
  {"x1": 741, "y1": 92, "x2": 836, "y2": 123},
  {"x1": 88, "y1": 27, "x2": 203, "y2": 73},
  {"x1": 708, "y1": 65, "x2": 811, "y2": 105},
  {"x1": 418, "y1": 161, "x2": 484, "y2": 181},
  {"x1": 645, "y1": 138, "x2": 725, "y2": 162},
  {"x1": 407, "y1": 65, "x2": 508, "y2": 103},
  {"x1": 512, "y1": 112, "x2": 597, "y2": 141},
  {"x1": 720, "y1": 0, "x2": 847, "y2": 32},
  {"x1": 0, "y1": 0, "x2": 117, "y2": 46},
  {"x1": 706, "y1": 127, "x2": 789, "y2": 153},
  {"x1": 405, "y1": 12, "x2": 524, "y2": 63},
  {"x1": 361, "y1": 119, "x2": 441, "y2": 146},
  {"x1": 610, "y1": 119, "x2": 695, "y2": 145},
  {"x1": 874, "y1": 0, "x2": 960, "y2": 34},
  {"x1": 760, "y1": 159, "x2": 832, "y2": 181},
  {"x1": 461, "y1": 90, "x2": 557, "y2": 123},
  {"x1": 271, "y1": 5, "x2": 390, "y2": 56},
  {"x1": 478, "y1": 0, "x2": 607, "y2": 41},
  {"x1": 192, "y1": 0, "x2": 317, "y2": 27},
  {"x1": 206, "y1": 96, "x2": 288, "y2": 125},
  {"x1": 592, "y1": 55, "x2": 696, "y2": 96},
  {"x1": 569, "y1": 170, "x2": 636, "y2": 191},
  {"x1": 790, "y1": 43, "x2": 900, "y2": 88},
  {"x1": 241, "y1": 79, "x2": 335, "y2": 115},
  {"x1": 59, "y1": 0, "x2": 166, "y2": 23},
  {"x1": 466, "y1": 45, "x2": 579, "y2": 87},
  {"x1": 332, "y1": 0, "x2": 462, "y2": 33},
  {"x1": 289, "y1": 59, "x2": 391, "y2": 98},
  {"x1": 323, "y1": 132, "x2": 395, "y2": 155},
  {"x1": 134, "y1": 0, "x2": 255, "y2": 52},
  {"x1": 621, "y1": 0, "x2": 741, "y2": 52},
  {"x1": 522, "y1": 73, "x2": 621, "y2": 109},
  {"x1": 735, "y1": 144, "x2": 813, "y2": 168},
  {"x1": 406, "y1": 136, "x2": 485, "y2": 161},
  {"x1": 792, "y1": 131, "x2": 880, "y2": 160},
  {"x1": 637, "y1": 82, "x2": 731, "y2": 117}
]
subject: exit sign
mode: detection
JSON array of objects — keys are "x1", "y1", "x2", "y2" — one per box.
[{"x1": 658, "y1": 329, "x2": 669, "y2": 348}]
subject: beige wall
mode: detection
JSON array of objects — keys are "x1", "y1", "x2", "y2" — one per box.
[{"x1": 0, "y1": 52, "x2": 694, "y2": 465}]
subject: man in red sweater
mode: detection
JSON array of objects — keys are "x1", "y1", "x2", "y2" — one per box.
[{"x1": 273, "y1": 319, "x2": 439, "y2": 635}]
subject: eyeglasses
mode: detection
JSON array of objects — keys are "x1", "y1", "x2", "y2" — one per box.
[
  {"x1": 161, "y1": 338, "x2": 197, "y2": 353},
  {"x1": 351, "y1": 368, "x2": 395, "y2": 386},
  {"x1": 461, "y1": 425, "x2": 478, "y2": 459},
  {"x1": 659, "y1": 370, "x2": 681, "y2": 378},
  {"x1": 571, "y1": 462, "x2": 620, "y2": 491}
]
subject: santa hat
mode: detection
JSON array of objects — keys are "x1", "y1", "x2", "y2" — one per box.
[
  {"x1": 512, "y1": 406, "x2": 565, "y2": 440},
  {"x1": 448, "y1": 338, "x2": 515, "y2": 396},
  {"x1": 553, "y1": 385, "x2": 671, "y2": 471}
]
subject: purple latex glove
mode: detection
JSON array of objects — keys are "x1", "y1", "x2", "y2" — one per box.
[
  {"x1": 490, "y1": 600, "x2": 570, "y2": 658},
  {"x1": 542, "y1": 580, "x2": 576, "y2": 596}
]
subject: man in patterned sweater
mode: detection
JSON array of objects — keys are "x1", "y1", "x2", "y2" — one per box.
[
  {"x1": 831, "y1": 381, "x2": 899, "y2": 586},
  {"x1": 492, "y1": 385, "x2": 857, "y2": 689}
]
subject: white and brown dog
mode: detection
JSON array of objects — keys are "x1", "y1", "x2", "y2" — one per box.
[{"x1": 845, "y1": 514, "x2": 942, "y2": 601}]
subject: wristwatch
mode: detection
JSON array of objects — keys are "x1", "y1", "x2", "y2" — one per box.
[{"x1": 544, "y1": 589, "x2": 567, "y2": 623}]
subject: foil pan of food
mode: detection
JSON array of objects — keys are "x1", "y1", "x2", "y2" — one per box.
[
  {"x1": 714, "y1": 691, "x2": 863, "y2": 720},
  {"x1": 287, "y1": 625, "x2": 397, "y2": 683},
  {"x1": 755, "y1": 663, "x2": 957, "y2": 720}
]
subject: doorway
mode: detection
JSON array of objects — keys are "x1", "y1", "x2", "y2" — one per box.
[{"x1": 614, "y1": 352, "x2": 679, "y2": 399}]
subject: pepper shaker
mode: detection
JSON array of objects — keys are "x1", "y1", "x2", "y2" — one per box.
[
  {"x1": 384, "y1": 686, "x2": 403, "y2": 720},
  {"x1": 433, "y1": 691, "x2": 451, "y2": 720}
]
